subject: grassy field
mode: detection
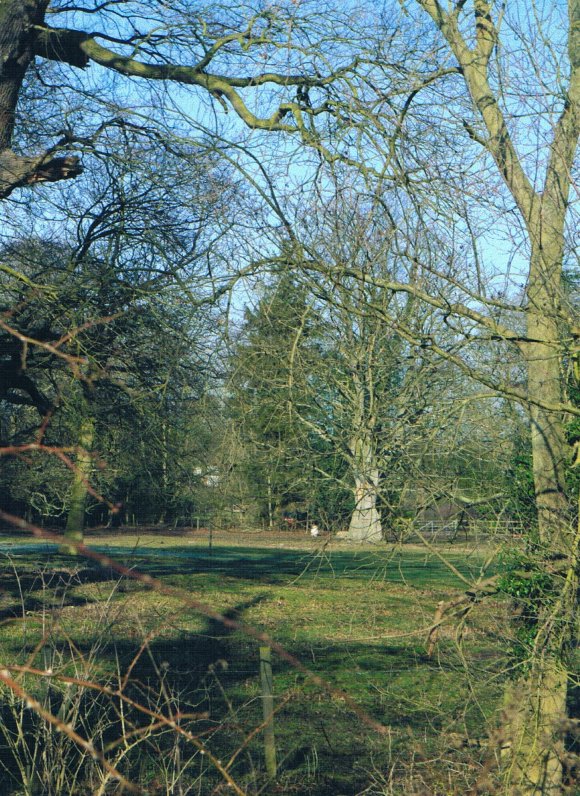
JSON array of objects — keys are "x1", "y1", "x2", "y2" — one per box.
[{"x1": 0, "y1": 532, "x2": 509, "y2": 795}]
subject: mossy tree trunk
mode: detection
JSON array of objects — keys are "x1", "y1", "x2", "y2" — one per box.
[
  {"x1": 414, "y1": 2, "x2": 579, "y2": 792},
  {"x1": 61, "y1": 414, "x2": 95, "y2": 555},
  {"x1": 501, "y1": 159, "x2": 577, "y2": 796}
]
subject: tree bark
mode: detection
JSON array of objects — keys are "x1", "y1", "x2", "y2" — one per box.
[
  {"x1": 61, "y1": 414, "x2": 94, "y2": 555},
  {"x1": 505, "y1": 422, "x2": 579, "y2": 796},
  {"x1": 0, "y1": 1, "x2": 45, "y2": 150},
  {"x1": 0, "y1": 1, "x2": 82, "y2": 197},
  {"x1": 525, "y1": 252, "x2": 571, "y2": 553},
  {"x1": 412, "y1": 3, "x2": 578, "y2": 791},
  {"x1": 347, "y1": 437, "x2": 382, "y2": 542},
  {"x1": 501, "y1": 658, "x2": 568, "y2": 796},
  {"x1": 506, "y1": 247, "x2": 575, "y2": 794}
]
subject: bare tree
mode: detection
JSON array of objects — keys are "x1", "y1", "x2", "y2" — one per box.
[
  {"x1": 398, "y1": 3, "x2": 579, "y2": 792},
  {"x1": 290, "y1": 192, "x2": 454, "y2": 542}
]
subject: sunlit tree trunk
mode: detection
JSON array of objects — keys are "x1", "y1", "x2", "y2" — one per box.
[
  {"x1": 347, "y1": 436, "x2": 382, "y2": 542},
  {"x1": 501, "y1": 230, "x2": 574, "y2": 796},
  {"x1": 526, "y1": 222, "x2": 573, "y2": 553},
  {"x1": 60, "y1": 415, "x2": 94, "y2": 555},
  {"x1": 158, "y1": 418, "x2": 168, "y2": 524},
  {"x1": 412, "y1": 2, "x2": 579, "y2": 790},
  {"x1": 266, "y1": 474, "x2": 274, "y2": 529}
]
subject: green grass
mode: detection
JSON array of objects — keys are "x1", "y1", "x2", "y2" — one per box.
[{"x1": 0, "y1": 539, "x2": 507, "y2": 795}]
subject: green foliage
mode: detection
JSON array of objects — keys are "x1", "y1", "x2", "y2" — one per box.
[
  {"x1": 0, "y1": 235, "x2": 219, "y2": 528},
  {"x1": 497, "y1": 549, "x2": 557, "y2": 666},
  {"x1": 497, "y1": 551, "x2": 553, "y2": 602},
  {"x1": 504, "y1": 440, "x2": 537, "y2": 527},
  {"x1": 228, "y1": 271, "x2": 349, "y2": 527}
]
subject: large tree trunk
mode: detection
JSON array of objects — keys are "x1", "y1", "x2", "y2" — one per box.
[
  {"x1": 0, "y1": 1, "x2": 82, "y2": 197},
  {"x1": 411, "y1": 3, "x2": 578, "y2": 789},
  {"x1": 348, "y1": 475, "x2": 382, "y2": 542},
  {"x1": 501, "y1": 230, "x2": 575, "y2": 795},
  {"x1": 0, "y1": 1, "x2": 41, "y2": 150},
  {"x1": 524, "y1": 202, "x2": 573, "y2": 551},
  {"x1": 347, "y1": 437, "x2": 382, "y2": 542},
  {"x1": 501, "y1": 545, "x2": 578, "y2": 795},
  {"x1": 60, "y1": 415, "x2": 95, "y2": 555},
  {"x1": 502, "y1": 658, "x2": 569, "y2": 796}
]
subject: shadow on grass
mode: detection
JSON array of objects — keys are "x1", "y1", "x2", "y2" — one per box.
[
  {"x1": 56, "y1": 623, "x2": 492, "y2": 794},
  {"x1": 0, "y1": 565, "x2": 120, "y2": 623},
  {"x1": 0, "y1": 546, "x2": 499, "y2": 794},
  {"x1": 0, "y1": 542, "x2": 494, "y2": 589}
]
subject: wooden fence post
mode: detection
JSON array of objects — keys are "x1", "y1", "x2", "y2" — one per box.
[{"x1": 259, "y1": 646, "x2": 277, "y2": 778}]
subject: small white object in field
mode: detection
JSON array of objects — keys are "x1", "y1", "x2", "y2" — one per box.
[{"x1": 310, "y1": 524, "x2": 319, "y2": 537}]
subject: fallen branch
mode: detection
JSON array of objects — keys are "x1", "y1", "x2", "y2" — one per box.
[{"x1": 426, "y1": 576, "x2": 499, "y2": 657}]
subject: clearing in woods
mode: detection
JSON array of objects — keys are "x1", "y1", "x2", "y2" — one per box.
[{"x1": 0, "y1": 528, "x2": 507, "y2": 794}]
